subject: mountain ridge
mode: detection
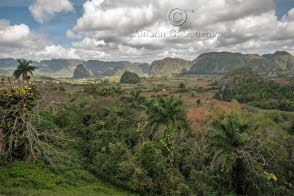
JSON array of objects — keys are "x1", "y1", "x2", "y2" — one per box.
[
  {"x1": 0, "y1": 58, "x2": 150, "y2": 77},
  {"x1": 1, "y1": 51, "x2": 294, "y2": 77},
  {"x1": 189, "y1": 51, "x2": 294, "y2": 74}
]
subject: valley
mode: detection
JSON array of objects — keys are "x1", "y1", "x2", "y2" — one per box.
[{"x1": 1, "y1": 65, "x2": 293, "y2": 195}]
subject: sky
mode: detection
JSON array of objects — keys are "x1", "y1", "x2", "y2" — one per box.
[{"x1": 0, "y1": 0, "x2": 294, "y2": 62}]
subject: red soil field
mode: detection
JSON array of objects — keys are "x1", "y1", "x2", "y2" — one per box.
[
  {"x1": 121, "y1": 86, "x2": 133, "y2": 89},
  {"x1": 187, "y1": 107, "x2": 210, "y2": 121},
  {"x1": 273, "y1": 79, "x2": 288, "y2": 83}
]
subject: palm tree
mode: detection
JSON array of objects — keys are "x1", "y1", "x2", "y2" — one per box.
[
  {"x1": 146, "y1": 95, "x2": 186, "y2": 131},
  {"x1": 13, "y1": 60, "x2": 38, "y2": 83},
  {"x1": 120, "y1": 90, "x2": 147, "y2": 109},
  {"x1": 146, "y1": 95, "x2": 187, "y2": 166},
  {"x1": 210, "y1": 113, "x2": 250, "y2": 194}
]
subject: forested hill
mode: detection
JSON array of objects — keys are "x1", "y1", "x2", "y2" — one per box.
[
  {"x1": 0, "y1": 58, "x2": 149, "y2": 77},
  {"x1": 189, "y1": 51, "x2": 294, "y2": 74}
]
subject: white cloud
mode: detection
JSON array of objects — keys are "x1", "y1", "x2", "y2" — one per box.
[
  {"x1": 0, "y1": 19, "x2": 79, "y2": 60},
  {"x1": 72, "y1": 37, "x2": 105, "y2": 50},
  {"x1": 34, "y1": 45, "x2": 79, "y2": 59},
  {"x1": 0, "y1": 19, "x2": 50, "y2": 50},
  {"x1": 66, "y1": 29, "x2": 81, "y2": 39},
  {"x1": 29, "y1": 0, "x2": 74, "y2": 24},
  {"x1": 2, "y1": 0, "x2": 294, "y2": 62},
  {"x1": 67, "y1": 0, "x2": 294, "y2": 62},
  {"x1": 0, "y1": 21, "x2": 30, "y2": 43}
]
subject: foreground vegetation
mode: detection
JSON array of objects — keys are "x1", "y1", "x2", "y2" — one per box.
[{"x1": 0, "y1": 66, "x2": 293, "y2": 195}]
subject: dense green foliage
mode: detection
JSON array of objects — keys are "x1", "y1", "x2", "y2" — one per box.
[
  {"x1": 1, "y1": 80, "x2": 293, "y2": 195},
  {"x1": 120, "y1": 71, "x2": 141, "y2": 84},
  {"x1": 0, "y1": 86, "x2": 134, "y2": 195},
  {"x1": 54, "y1": 89, "x2": 294, "y2": 195},
  {"x1": 215, "y1": 68, "x2": 294, "y2": 111}
]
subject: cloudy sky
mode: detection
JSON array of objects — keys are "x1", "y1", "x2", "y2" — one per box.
[{"x1": 0, "y1": 0, "x2": 294, "y2": 62}]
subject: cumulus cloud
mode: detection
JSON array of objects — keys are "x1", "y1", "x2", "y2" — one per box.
[
  {"x1": 0, "y1": 19, "x2": 50, "y2": 50},
  {"x1": 66, "y1": 29, "x2": 81, "y2": 39},
  {"x1": 0, "y1": 20, "x2": 30, "y2": 44},
  {"x1": 29, "y1": 0, "x2": 74, "y2": 24},
  {"x1": 2, "y1": 0, "x2": 294, "y2": 62},
  {"x1": 72, "y1": 37, "x2": 105, "y2": 50},
  {"x1": 66, "y1": 0, "x2": 294, "y2": 61},
  {"x1": 34, "y1": 45, "x2": 79, "y2": 59},
  {"x1": 0, "y1": 19, "x2": 80, "y2": 60}
]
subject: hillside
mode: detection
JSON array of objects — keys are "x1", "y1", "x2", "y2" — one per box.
[
  {"x1": 190, "y1": 51, "x2": 294, "y2": 75},
  {"x1": 98, "y1": 63, "x2": 145, "y2": 77},
  {"x1": 93, "y1": 62, "x2": 149, "y2": 77},
  {"x1": 0, "y1": 59, "x2": 149, "y2": 77},
  {"x1": 73, "y1": 64, "x2": 91, "y2": 78},
  {"x1": 120, "y1": 71, "x2": 141, "y2": 84},
  {"x1": 150, "y1": 57, "x2": 192, "y2": 76},
  {"x1": 214, "y1": 67, "x2": 294, "y2": 111}
]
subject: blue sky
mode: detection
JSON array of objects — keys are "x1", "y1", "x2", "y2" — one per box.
[
  {"x1": 0, "y1": 0, "x2": 85, "y2": 47},
  {"x1": 275, "y1": 0, "x2": 294, "y2": 18},
  {"x1": 0, "y1": 0, "x2": 294, "y2": 61}
]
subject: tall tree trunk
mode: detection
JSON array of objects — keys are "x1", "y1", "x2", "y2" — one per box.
[
  {"x1": 234, "y1": 157, "x2": 246, "y2": 195},
  {"x1": 0, "y1": 129, "x2": 4, "y2": 152}
]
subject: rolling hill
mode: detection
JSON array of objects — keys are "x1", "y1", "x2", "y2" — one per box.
[
  {"x1": 149, "y1": 58, "x2": 192, "y2": 76},
  {"x1": 189, "y1": 51, "x2": 294, "y2": 75},
  {"x1": 0, "y1": 59, "x2": 149, "y2": 77}
]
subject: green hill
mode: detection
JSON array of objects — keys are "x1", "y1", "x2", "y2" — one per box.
[
  {"x1": 120, "y1": 71, "x2": 141, "y2": 84},
  {"x1": 96, "y1": 63, "x2": 147, "y2": 77},
  {"x1": 73, "y1": 64, "x2": 91, "y2": 78},
  {"x1": 214, "y1": 67, "x2": 294, "y2": 111},
  {"x1": 190, "y1": 51, "x2": 294, "y2": 75},
  {"x1": 150, "y1": 58, "x2": 191, "y2": 76},
  {"x1": 0, "y1": 59, "x2": 149, "y2": 77}
]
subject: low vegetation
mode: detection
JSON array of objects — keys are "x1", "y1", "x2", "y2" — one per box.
[{"x1": 0, "y1": 65, "x2": 293, "y2": 195}]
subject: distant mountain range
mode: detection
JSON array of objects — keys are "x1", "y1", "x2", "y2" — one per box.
[
  {"x1": 189, "y1": 51, "x2": 294, "y2": 74},
  {"x1": 150, "y1": 51, "x2": 294, "y2": 76},
  {"x1": 0, "y1": 51, "x2": 293, "y2": 77},
  {"x1": 0, "y1": 59, "x2": 150, "y2": 77},
  {"x1": 150, "y1": 58, "x2": 192, "y2": 76}
]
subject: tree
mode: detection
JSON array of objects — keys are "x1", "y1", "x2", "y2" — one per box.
[
  {"x1": 210, "y1": 113, "x2": 250, "y2": 194},
  {"x1": 13, "y1": 60, "x2": 38, "y2": 83},
  {"x1": 0, "y1": 129, "x2": 3, "y2": 153},
  {"x1": 179, "y1": 83, "x2": 186, "y2": 89},
  {"x1": 147, "y1": 95, "x2": 186, "y2": 131},
  {"x1": 146, "y1": 95, "x2": 188, "y2": 165}
]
